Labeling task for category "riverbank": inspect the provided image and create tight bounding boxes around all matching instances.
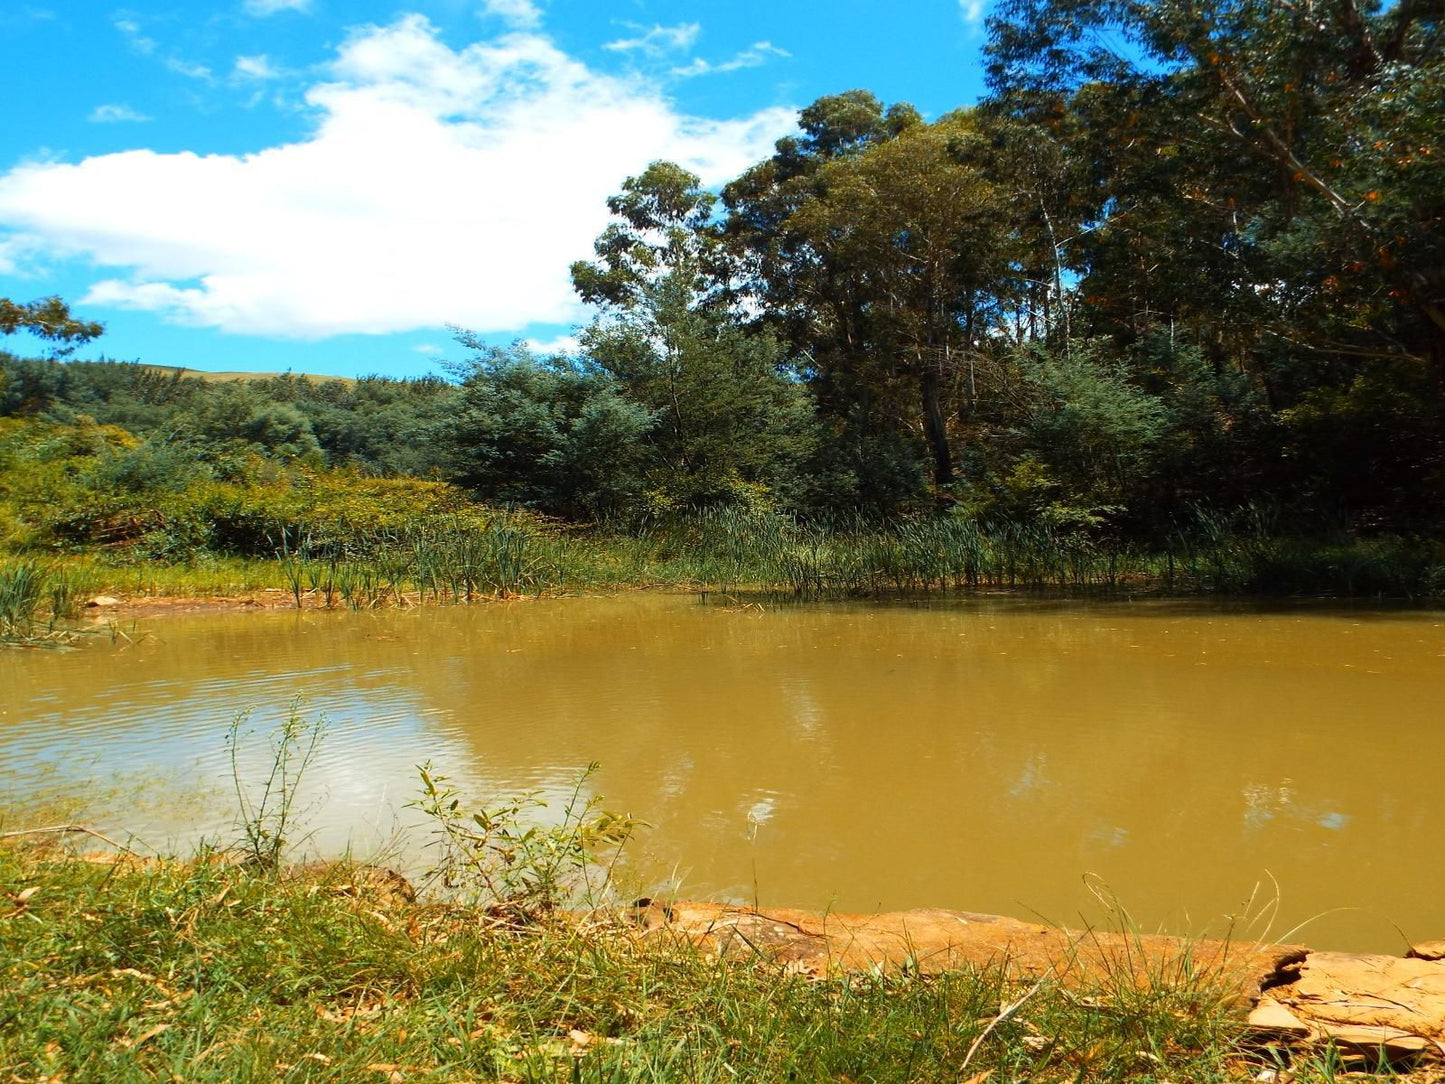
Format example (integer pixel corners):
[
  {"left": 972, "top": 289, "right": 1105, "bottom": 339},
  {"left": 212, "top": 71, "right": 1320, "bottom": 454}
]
[{"left": 4, "top": 841, "right": 1441, "bottom": 1083}]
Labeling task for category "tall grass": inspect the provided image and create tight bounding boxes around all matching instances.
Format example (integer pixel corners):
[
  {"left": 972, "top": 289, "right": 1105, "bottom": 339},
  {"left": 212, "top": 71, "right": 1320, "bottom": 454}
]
[
  {"left": 0, "top": 558, "right": 88, "bottom": 646},
  {"left": 22, "top": 499, "right": 1445, "bottom": 608},
  {"left": 271, "top": 514, "right": 581, "bottom": 610}
]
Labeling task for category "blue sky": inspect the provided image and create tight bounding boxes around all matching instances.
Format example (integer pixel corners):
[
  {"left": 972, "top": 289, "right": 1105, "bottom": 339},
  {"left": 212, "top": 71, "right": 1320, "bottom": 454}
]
[{"left": 0, "top": 1, "right": 993, "bottom": 378}]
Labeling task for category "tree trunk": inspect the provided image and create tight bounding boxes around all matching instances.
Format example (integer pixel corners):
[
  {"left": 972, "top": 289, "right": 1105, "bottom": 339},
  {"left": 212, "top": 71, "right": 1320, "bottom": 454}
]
[{"left": 921, "top": 367, "right": 954, "bottom": 488}]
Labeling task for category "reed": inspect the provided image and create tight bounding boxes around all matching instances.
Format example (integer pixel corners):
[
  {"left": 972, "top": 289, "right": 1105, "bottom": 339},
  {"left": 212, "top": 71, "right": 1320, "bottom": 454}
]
[{"left": 0, "top": 558, "right": 88, "bottom": 647}]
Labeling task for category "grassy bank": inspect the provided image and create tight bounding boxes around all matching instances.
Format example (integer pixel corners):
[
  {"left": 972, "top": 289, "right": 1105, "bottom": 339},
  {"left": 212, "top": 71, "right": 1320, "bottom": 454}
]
[{"left": 0, "top": 837, "right": 1379, "bottom": 1084}]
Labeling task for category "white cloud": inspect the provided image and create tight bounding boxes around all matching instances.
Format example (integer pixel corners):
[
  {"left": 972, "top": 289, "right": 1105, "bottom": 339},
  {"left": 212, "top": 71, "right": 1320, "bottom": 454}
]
[
  {"left": 89, "top": 103, "right": 152, "bottom": 123},
  {"left": 113, "top": 14, "right": 156, "bottom": 55},
  {"left": 524, "top": 333, "right": 579, "bottom": 356},
  {"left": 233, "top": 54, "right": 280, "bottom": 80},
  {"left": 244, "top": 0, "right": 310, "bottom": 15},
  {"left": 959, "top": 0, "right": 988, "bottom": 24},
  {"left": 164, "top": 57, "right": 213, "bottom": 80},
  {"left": 604, "top": 23, "right": 700, "bottom": 56},
  {"left": 478, "top": 0, "right": 542, "bottom": 30},
  {"left": 412, "top": 342, "right": 444, "bottom": 355},
  {"left": 0, "top": 14, "right": 796, "bottom": 339},
  {"left": 671, "top": 41, "right": 789, "bottom": 78}
]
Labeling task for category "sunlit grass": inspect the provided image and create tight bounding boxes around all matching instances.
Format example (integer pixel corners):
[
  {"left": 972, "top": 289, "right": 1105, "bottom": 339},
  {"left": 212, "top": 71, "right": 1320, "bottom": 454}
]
[{"left": 1, "top": 839, "right": 1317, "bottom": 1084}]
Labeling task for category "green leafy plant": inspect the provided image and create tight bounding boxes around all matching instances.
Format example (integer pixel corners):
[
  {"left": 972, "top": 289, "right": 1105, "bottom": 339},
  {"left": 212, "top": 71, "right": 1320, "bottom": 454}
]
[
  {"left": 225, "top": 699, "right": 327, "bottom": 872},
  {"left": 410, "top": 761, "right": 640, "bottom": 919}
]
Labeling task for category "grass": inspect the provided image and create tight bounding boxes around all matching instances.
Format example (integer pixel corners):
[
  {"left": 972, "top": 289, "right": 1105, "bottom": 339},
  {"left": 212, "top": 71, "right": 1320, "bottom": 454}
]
[{"left": 1, "top": 836, "right": 1370, "bottom": 1084}]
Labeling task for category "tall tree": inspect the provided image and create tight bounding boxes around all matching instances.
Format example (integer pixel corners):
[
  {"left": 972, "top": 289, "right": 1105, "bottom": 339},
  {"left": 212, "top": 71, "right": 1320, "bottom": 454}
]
[
  {"left": 572, "top": 163, "right": 815, "bottom": 510},
  {"left": 782, "top": 115, "right": 1006, "bottom": 486},
  {"left": 985, "top": 0, "right": 1445, "bottom": 382}
]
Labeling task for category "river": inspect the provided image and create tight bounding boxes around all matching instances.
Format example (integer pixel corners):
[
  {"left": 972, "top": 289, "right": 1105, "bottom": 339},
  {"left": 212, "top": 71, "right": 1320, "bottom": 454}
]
[{"left": 3, "top": 591, "right": 1441, "bottom": 952}]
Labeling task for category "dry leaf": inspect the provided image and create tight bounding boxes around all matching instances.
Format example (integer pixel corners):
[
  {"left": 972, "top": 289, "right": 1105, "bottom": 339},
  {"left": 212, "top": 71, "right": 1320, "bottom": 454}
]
[
  {"left": 121, "top": 1023, "right": 171, "bottom": 1049},
  {"left": 303, "top": 1053, "right": 332, "bottom": 1066},
  {"left": 15, "top": 886, "right": 38, "bottom": 903},
  {"left": 960, "top": 1071, "right": 994, "bottom": 1084}
]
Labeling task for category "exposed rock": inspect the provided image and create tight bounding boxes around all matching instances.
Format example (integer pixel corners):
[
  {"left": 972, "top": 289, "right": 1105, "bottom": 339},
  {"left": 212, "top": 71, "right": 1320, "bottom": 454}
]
[
  {"left": 1410, "top": 940, "right": 1445, "bottom": 962},
  {"left": 85, "top": 596, "right": 121, "bottom": 608},
  {"left": 634, "top": 900, "right": 1304, "bottom": 999},
  {"left": 635, "top": 901, "right": 1445, "bottom": 1068},
  {"left": 1258, "top": 950, "right": 1445, "bottom": 1061},
  {"left": 1247, "top": 1000, "right": 1312, "bottom": 1037}
]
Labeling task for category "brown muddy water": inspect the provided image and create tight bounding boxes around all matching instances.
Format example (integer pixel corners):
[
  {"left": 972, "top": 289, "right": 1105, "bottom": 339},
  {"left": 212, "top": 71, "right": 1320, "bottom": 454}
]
[{"left": 3, "top": 592, "right": 1443, "bottom": 952}]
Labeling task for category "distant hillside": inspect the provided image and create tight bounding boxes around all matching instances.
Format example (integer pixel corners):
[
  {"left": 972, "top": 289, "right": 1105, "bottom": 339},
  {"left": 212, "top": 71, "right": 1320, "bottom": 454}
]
[{"left": 140, "top": 364, "right": 356, "bottom": 385}]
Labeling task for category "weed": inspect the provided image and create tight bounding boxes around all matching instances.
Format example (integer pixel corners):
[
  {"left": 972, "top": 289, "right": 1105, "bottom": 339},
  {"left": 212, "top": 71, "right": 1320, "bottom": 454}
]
[
  {"left": 224, "top": 699, "right": 327, "bottom": 872},
  {"left": 410, "top": 761, "right": 640, "bottom": 919}
]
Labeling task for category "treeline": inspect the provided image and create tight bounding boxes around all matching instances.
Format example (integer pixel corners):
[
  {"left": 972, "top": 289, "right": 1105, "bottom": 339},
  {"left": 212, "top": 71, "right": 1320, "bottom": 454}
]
[{"left": 3, "top": 0, "right": 1442, "bottom": 558}]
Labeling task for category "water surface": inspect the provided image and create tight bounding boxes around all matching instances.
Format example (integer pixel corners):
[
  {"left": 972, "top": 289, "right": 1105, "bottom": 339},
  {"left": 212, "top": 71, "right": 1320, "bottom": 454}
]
[{"left": 4, "top": 592, "right": 1442, "bottom": 952}]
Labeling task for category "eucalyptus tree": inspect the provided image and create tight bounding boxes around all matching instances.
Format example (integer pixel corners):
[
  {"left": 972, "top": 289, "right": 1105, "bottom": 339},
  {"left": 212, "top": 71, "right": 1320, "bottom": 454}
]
[
  {"left": 780, "top": 115, "right": 1010, "bottom": 487},
  {"left": 985, "top": 0, "right": 1445, "bottom": 383},
  {"left": 985, "top": 0, "right": 1445, "bottom": 525},
  {"left": 571, "top": 162, "right": 816, "bottom": 510}
]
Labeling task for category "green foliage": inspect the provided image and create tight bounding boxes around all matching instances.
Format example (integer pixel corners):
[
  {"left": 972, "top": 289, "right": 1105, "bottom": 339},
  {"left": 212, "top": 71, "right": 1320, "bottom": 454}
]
[
  {"left": 0, "top": 558, "right": 49, "bottom": 637},
  {"left": 447, "top": 341, "right": 654, "bottom": 518},
  {"left": 573, "top": 163, "right": 819, "bottom": 512},
  {"left": 0, "top": 296, "right": 103, "bottom": 357},
  {"left": 411, "top": 762, "right": 639, "bottom": 918},
  {"left": 1013, "top": 341, "right": 1169, "bottom": 505}
]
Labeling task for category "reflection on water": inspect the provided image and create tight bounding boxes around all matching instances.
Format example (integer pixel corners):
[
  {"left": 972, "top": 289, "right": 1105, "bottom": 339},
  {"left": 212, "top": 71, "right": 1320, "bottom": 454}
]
[{"left": 3, "top": 592, "right": 1443, "bottom": 952}]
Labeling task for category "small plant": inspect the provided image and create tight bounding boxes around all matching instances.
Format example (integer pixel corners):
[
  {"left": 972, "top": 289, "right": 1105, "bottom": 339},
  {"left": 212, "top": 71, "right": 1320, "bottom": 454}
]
[
  {"left": 225, "top": 698, "right": 327, "bottom": 871},
  {"left": 410, "top": 761, "right": 640, "bottom": 919}
]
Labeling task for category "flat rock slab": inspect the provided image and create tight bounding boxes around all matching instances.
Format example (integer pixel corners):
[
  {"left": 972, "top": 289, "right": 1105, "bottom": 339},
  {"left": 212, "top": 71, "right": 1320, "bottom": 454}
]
[
  {"left": 1256, "top": 951, "right": 1445, "bottom": 1063},
  {"left": 636, "top": 900, "right": 1304, "bottom": 997},
  {"left": 637, "top": 901, "right": 1445, "bottom": 1066}
]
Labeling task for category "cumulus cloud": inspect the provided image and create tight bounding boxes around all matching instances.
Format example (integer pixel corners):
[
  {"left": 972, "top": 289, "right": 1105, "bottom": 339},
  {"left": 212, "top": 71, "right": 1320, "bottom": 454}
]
[
  {"left": 670, "top": 41, "right": 789, "bottom": 78},
  {"left": 88, "top": 103, "right": 152, "bottom": 123},
  {"left": 244, "top": 0, "right": 310, "bottom": 15},
  {"left": 604, "top": 23, "right": 700, "bottom": 56},
  {"left": 524, "top": 333, "right": 580, "bottom": 356},
  {"left": 478, "top": 0, "right": 542, "bottom": 30},
  {"left": 0, "top": 14, "right": 796, "bottom": 339}
]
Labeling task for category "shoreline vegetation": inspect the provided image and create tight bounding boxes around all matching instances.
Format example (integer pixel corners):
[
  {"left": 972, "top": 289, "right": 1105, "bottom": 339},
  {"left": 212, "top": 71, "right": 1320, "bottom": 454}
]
[{"left": 2, "top": 412, "right": 1441, "bottom": 647}]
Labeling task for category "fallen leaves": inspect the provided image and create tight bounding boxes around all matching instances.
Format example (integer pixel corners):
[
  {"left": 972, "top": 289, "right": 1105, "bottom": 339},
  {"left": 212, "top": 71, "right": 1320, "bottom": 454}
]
[{"left": 119, "top": 1023, "right": 170, "bottom": 1049}]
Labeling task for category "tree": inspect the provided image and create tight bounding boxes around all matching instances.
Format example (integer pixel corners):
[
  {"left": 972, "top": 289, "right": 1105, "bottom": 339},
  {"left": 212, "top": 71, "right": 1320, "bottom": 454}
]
[
  {"left": 0, "top": 297, "right": 104, "bottom": 356},
  {"left": 572, "top": 163, "right": 816, "bottom": 510},
  {"left": 781, "top": 114, "right": 1007, "bottom": 488},
  {"left": 985, "top": 0, "right": 1445, "bottom": 381},
  {"left": 446, "top": 340, "right": 654, "bottom": 518}
]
